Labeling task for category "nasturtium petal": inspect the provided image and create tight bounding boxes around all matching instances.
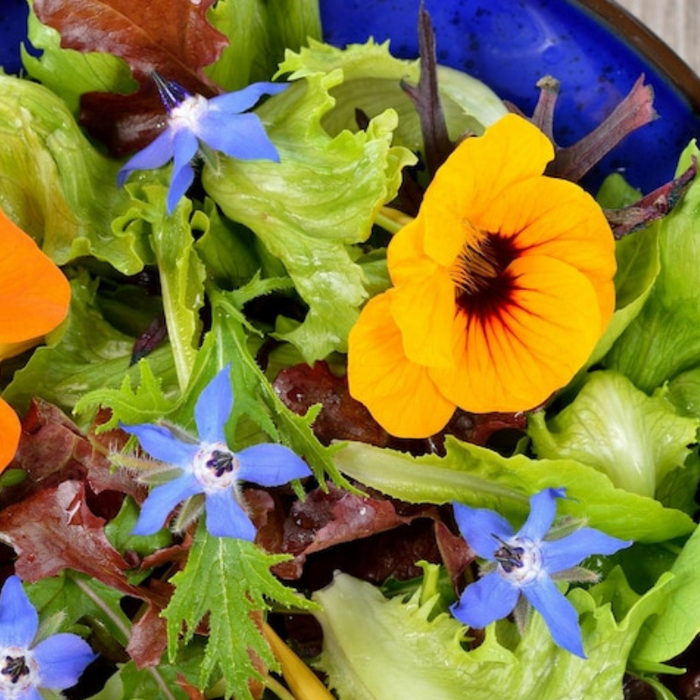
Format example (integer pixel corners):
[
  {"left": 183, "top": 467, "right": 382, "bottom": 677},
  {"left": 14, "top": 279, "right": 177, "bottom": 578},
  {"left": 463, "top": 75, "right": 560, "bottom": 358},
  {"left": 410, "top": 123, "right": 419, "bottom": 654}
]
[
  {"left": 347, "top": 293, "right": 455, "bottom": 438},
  {"left": 421, "top": 114, "right": 554, "bottom": 268},
  {"left": 434, "top": 256, "right": 602, "bottom": 413},
  {"left": 389, "top": 273, "right": 455, "bottom": 369},
  {"left": 0, "top": 399, "right": 21, "bottom": 472},
  {"left": 387, "top": 217, "right": 439, "bottom": 286},
  {"left": 0, "top": 206, "right": 70, "bottom": 346}
]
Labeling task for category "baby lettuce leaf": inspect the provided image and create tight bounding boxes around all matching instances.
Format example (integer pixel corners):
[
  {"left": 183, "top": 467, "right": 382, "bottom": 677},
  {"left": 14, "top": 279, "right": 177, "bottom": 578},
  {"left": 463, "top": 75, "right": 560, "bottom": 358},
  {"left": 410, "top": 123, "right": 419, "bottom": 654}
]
[
  {"left": 332, "top": 438, "right": 694, "bottom": 543},
  {"left": 528, "top": 370, "right": 698, "bottom": 499},
  {"left": 203, "top": 69, "right": 416, "bottom": 362},
  {"left": 0, "top": 75, "right": 146, "bottom": 274},
  {"left": 313, "top": 569, "right": 672, "bottom": 700},
  {"left": 278, "top": 38, "right": 507, "bottom": 155},
  {"left": 163, "top": 520, "right": 315, "bottom": 699},
  {"left": 633, "top": 522, "right": 700, "bottom": 665},
  {"left": 604, "top": 142, "right": 700, "bottom": 390},
  {"left": 205, "top": 0, "right": 321, "bottom": 91}
]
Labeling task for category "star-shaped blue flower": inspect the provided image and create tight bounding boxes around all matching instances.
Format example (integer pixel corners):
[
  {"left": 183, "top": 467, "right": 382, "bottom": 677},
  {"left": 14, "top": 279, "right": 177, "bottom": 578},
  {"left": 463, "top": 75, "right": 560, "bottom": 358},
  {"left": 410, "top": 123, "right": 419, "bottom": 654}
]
[
  {"left": 0, "top": 575, "right": 96, "bottom": 700},
  {"left": 121, "top": 365, "right": 312, "bottom": 540},
  {"left": 117, "top": 73, "right": 287, "bottom": 213},
  {"left": 450, "top": 488, "right": 632, "bottom": 657}
]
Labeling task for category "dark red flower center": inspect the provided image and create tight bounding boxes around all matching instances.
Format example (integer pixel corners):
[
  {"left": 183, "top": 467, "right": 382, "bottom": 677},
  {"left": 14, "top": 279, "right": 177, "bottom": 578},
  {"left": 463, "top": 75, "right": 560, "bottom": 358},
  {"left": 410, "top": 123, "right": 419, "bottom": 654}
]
[{"left": 450, "top": 232, "right": 519, "bottom": 318}]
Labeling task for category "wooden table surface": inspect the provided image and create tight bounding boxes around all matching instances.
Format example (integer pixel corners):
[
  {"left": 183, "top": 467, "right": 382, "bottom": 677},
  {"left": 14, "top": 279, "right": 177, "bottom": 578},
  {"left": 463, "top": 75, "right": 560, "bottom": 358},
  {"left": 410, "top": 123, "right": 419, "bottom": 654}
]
[{"left": 615, "top": 0, "right": 700, "bottom": 75}]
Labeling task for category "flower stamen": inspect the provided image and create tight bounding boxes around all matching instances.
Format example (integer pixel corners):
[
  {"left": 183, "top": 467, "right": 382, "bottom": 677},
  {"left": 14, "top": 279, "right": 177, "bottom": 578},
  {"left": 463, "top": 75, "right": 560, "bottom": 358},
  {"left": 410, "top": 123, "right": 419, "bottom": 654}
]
[
  {"left": 2, "top": 654, "right": 30, "bottom": 684},
  {"left": 206, "top": 449, "right": 236, "bottom": 478}
]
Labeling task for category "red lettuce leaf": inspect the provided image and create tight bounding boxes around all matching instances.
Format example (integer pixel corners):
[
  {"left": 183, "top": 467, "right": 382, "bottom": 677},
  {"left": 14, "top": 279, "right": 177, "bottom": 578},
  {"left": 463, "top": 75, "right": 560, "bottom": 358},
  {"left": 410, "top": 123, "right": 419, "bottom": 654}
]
[{"left": 33, "top": 0, "right": 229, "bottom": 154}]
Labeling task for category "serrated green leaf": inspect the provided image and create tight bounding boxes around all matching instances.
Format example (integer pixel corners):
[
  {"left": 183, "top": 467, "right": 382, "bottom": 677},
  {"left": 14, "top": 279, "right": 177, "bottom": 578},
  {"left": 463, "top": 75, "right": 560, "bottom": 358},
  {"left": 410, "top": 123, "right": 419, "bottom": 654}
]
[{"left": 163, "top": 521, "right": 315, "bottom": 698}]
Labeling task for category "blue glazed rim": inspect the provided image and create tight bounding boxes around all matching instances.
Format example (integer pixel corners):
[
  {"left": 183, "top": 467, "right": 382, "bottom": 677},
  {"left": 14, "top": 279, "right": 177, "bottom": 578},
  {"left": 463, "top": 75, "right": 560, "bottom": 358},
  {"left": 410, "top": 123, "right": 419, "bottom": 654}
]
[{"left": 318, "top": 0, "right": 700, "bottom": 194}]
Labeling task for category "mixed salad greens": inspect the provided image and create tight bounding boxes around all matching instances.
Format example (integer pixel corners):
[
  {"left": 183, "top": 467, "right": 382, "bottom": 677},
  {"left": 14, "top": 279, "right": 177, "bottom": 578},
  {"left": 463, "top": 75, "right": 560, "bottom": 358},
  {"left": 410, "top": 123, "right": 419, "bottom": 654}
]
[{"left": 3, "top": 1, "right": 700, "bottom": 699}]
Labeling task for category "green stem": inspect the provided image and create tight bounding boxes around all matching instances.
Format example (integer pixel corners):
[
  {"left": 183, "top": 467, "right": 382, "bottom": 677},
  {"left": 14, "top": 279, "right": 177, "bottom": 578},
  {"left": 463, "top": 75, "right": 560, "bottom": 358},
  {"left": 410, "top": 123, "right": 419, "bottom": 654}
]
[
  {"left": 73, "top": 577, "right": 179, "bottom": 700},
  {"left": 264, "top": 675, "right": 299, "bottom": 700}
]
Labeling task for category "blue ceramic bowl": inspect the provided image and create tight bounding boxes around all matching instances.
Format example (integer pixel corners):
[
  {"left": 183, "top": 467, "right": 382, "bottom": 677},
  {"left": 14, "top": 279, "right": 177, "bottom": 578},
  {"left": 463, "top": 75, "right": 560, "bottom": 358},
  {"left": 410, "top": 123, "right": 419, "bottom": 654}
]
[
  {"left": 319, "top": 0, "right": 700, "bottom": 194},
  {"left": 3, "top": 0, "right": 699, "bottom": 193}
]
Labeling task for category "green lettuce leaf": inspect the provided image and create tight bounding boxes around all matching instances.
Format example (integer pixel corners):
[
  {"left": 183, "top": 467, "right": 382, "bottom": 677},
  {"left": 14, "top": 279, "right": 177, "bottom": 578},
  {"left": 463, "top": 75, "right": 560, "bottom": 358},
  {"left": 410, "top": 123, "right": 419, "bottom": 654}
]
[
  {"left": 528, "top": 370, "right": 699, "bottom": 499},
  {"left": 332, "top": 437, "right": 694, "bottom": 543},
  {"left": 0, "top": 74, "right": 147, "bottom": 274},
  {"left": 633, "top": 521, "right": 700, "bottom": 664},
  {"left": 278, "top": 38, "right": 508, "bottom": 153},
  {"left": 586, "top": 175, "right": 661, "bottom": 367},
  {"left": 203, "top": 67, "right": 416, "bottom": 361},
  {"left": 205, "top": 0, "right": 321, "bottom": 90},
  {"left": 313, "top": 569, "right": 672, "bottom": 700},
  {"left": 604, "top": 141, "right": 700, "bottom": 390}
]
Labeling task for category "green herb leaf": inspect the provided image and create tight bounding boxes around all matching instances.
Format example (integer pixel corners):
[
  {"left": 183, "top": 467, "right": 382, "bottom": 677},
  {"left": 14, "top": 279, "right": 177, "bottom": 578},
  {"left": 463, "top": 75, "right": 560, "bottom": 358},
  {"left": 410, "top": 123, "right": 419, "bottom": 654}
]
[{"left": 163, "top": 521, "right": 315, "bottom": 698}]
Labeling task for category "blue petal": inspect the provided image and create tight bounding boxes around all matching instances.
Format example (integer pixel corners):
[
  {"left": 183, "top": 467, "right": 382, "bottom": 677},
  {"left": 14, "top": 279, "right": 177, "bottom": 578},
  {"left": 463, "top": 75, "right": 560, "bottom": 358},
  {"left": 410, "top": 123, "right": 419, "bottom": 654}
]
[
  {"left": 209, "top": 81, "right": 288, "bottom": 114},
  {"left": 120, "top": 423, "right": 198, "bottom": 468},
  {"left": 522, "top": 576, "right": 585, "bottom": 658},
  {"left": 195, "top": 366, "right": 234, "bottom": 444},
  {"left": 117, "top": 129, "right": 175, "bottom": 186},
  {"left": 450, "top": 572, "right": 519, "bottom": 629},
  {"left": 452, "top": 502, "right": 514, "bottom": 559},
  {"left": 204, "top": 489, "right": 257, "bottom": 540},
  {"left": 236, "top": 444, "right": 311, "bottom": 487},
  {"left": 33, "top": 633, "right": 96, "bottom": 690},
  {"left": 0, "top": 576, "right": 38, "bottom": 648},
  {"left": 19, "top": 687, "right": 42, "bottom": 700},
  {"left": 132, "top": 473, "right": 202, "bottom": 535},
  {"left": 518, "top": 488, "right": 566, "bottom": 541},
  {"left": 166, "top": 128, "right": 199, "bottom": 213},
  {"left": 198, "top": 112, "right": 280, "bottom": 162},
  {"left": 542, "top": 529, "right": 632, "bottom": 574}
]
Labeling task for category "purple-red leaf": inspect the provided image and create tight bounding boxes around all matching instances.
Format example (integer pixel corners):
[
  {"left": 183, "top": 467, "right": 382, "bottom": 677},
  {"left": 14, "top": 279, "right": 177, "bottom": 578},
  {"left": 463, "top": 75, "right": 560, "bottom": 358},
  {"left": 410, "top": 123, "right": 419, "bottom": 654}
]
[
  {"left": 0, "top": 480, "right": 144, "bottom": 597},
  {"left": 34, "top": 0, "right": 229, "bottom": 154}
]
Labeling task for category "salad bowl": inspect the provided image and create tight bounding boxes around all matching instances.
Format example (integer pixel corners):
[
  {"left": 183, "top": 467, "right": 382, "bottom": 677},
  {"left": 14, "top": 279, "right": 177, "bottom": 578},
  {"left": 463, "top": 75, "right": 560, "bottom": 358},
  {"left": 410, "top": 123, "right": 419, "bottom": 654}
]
[{"left": 1, "top": 1, "right": 700, "bottom": 700}]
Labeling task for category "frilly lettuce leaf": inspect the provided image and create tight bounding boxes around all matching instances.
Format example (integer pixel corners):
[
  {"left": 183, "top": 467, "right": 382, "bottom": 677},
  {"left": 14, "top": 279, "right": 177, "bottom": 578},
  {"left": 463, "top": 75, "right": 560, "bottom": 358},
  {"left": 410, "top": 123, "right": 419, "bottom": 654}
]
[
  {"left": 604, "top": 141, "right": 700, "bottom": 390},
  {"left": 332, "top": 437, "right": 694, "bottom": 543},
  {"left": 278, "top": 38, "right": 508, "bottom": 153},
  {"left": 528, "top": 370, "right": 699, "bottom": 499},
  {"left": 203, "top": 67, "right": 416, "bottom": 362},
  {"left": 0, "top": 74, "right": 147, "bottom": 274},
  {"left": 313, "top": 569, "right": 673, "bottom": 700}
]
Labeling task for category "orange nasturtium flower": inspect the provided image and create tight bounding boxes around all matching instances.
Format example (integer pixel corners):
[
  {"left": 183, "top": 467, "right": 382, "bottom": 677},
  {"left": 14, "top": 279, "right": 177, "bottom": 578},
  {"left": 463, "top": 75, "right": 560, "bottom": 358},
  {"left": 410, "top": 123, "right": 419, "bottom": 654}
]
[
  {"left": 0, "top": 206, "right": 71, "bottom": 469},
  {"left": 348, "top": 113, "right": 616, "bottom": 438}
]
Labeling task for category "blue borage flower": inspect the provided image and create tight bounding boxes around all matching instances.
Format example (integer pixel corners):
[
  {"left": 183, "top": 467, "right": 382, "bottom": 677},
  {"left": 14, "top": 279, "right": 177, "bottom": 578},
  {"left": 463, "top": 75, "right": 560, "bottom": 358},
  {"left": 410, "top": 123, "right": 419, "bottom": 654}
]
[
  {"left": 117, "top": 73, "right": 287, "bottom": 213},
  {"left": 451, "top": 488, "right": 632, "bottom": 657},
  {"left": 121, "top": 365, "right": 311, "bottom": 540},
  {"left": 0, "top": 575, "right": 95, "bottom": 700}
]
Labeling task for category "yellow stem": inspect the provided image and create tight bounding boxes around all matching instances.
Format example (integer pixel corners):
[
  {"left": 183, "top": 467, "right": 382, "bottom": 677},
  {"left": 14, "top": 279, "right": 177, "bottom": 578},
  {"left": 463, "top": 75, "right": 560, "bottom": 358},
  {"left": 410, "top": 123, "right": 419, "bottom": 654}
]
[{"left": 263, "top": 622, "right": 335, "bottom": 700}]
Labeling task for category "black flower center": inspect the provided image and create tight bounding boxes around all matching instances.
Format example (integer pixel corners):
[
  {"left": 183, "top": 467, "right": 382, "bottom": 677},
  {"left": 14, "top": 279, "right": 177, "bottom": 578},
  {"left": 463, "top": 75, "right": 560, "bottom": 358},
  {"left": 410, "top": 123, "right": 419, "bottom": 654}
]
[
  {"left": 492, "top": 536, "right": 525, "bottom": 574},
  {"left": 205, "top": 449, "right": 235, "bottom": 478},
  {"left": 2, "top": 655, "right": 30, "bottom": 684}
]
